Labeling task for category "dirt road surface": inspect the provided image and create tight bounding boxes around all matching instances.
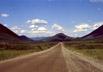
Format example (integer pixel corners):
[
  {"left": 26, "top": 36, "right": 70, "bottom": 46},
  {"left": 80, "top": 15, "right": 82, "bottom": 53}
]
[{"left": 0, "top": 43, "right": 103, "bottom": 72}]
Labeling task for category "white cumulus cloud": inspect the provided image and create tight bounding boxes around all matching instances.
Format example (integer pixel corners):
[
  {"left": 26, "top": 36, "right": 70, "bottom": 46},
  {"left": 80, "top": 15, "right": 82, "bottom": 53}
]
[
  {"left": 11, "top": 26, "right": 21, "bottom": 33},
  {"left": 26, "top": 20, "right": 31, "bottom": 23},
  {"left": 92, "top": 22, "right": 103, "bottom": 30},
  {"left": 11, "top": 26, "right": 21, "bottom": 30},
  {"left": 1, "top": 14, "right": 9, "bottom": 17},
  {"left": 73, "top": 22, "right": 103, "bottom": 33},
  {"left": 28, "top": 28, "right": 52, "bottom": 37},
  {"left": 20, "top": 30, "right": 26, "bottom": 33},
  {"left": 10, "top": 25, "right": 53, "bottom": 37},
  {"left": 26, "top": 19, "right": 48, "bottom": 24},
  {"left": 3, "top": 24, "right": 7, "bottom": 27},
  {"left": 73, "top": 24, "right": 91, "bottom": 32},
  {"left": 11, "top": 26, "right": 27, "bottom": 34},
  {"left": 37, "top": 27, "right": 47, "bottom": 31},
  {"left": 52, "top": 24, "right": 64, "bottom": 32},
  {"left": 29, "top": 25, "right": 38, "bottom": 28}
]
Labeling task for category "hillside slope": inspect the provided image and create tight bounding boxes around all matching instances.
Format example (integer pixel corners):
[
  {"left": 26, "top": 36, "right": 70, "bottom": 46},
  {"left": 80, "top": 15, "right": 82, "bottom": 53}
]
[
  {"left": 42, "top": 33, "right": 72, "bottom": 42},
  {"left": 82, "top": 25, "right": 103, "bottom": 40},
  {"left": 0, "top": 24, "right": 32, "bottom": 43}
]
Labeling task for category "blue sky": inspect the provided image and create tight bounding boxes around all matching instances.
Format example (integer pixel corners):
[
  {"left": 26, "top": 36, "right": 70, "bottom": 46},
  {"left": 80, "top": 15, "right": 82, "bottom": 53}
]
[{"left": 0, "top": 0, "right": 103, "bottom": 37}]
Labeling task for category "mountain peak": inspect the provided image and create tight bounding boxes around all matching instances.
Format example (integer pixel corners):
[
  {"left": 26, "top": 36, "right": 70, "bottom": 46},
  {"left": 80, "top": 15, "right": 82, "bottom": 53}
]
[
  {"left": 54, "top": 33, "right": 69, "bottom": 39},
  {"left": 43, "top": 33, "right": 72, "bottom": 42},
  {"left": 20, "top": 35, "right": 33, "bottom": 41},
  {"left": 55, "top": 33, "right": 66, "bottom": 36}
]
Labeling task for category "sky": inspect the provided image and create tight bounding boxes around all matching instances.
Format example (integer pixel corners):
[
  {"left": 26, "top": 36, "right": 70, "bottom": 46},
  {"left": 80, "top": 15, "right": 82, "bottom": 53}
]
[{"left": 0, "top": 0, "right": 103, "bottom": 37}]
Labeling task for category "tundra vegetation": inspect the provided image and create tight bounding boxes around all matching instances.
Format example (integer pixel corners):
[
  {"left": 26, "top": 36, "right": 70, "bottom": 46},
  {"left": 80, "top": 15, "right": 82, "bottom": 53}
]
[
  {"left": 0, "top": 42, "right": 57, "bottom": 61},
  {"left": 64, "top": 41, "right": 103, "bottom": 61}
]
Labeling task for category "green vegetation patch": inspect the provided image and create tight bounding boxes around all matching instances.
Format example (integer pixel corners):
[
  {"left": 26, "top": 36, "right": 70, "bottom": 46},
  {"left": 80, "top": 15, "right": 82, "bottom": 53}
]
[
  {"left": 0, "top": 42, "right": 57, "bottom": 61},
  {"left": 0, "top": 50, "right": 34, "bottom": 61},
  {"left": 76, "top": 49, "right": 103, "bottom": 60},
  {"left": 64, "top": 41, "right": 103, "bottom": 60}
]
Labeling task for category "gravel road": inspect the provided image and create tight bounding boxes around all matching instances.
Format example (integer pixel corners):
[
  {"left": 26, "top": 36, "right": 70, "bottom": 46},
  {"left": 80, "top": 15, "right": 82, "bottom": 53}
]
[{"left": 0, "top": 43, "right": 103, "bottom": 72}]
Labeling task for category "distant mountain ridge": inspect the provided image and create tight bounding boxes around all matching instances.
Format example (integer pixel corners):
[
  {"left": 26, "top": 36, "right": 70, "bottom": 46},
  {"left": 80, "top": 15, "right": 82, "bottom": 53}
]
[
  {"left": 20, "top": 35, "right": 33, "bottom": 41},
  {"left": 42, "top": 33, "right": 73, "bottom": 42},
  {"left": 1, "top": 23, "right": 103, "bottom": 43},
  {"left": 31, "top": 37, "right": 49, "bottom": 40}
]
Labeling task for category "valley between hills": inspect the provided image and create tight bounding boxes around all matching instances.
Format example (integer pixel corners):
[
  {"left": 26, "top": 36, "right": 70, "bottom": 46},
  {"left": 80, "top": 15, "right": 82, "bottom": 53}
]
[{"left": 0, "top": 23, "right": 103, "bottom": 72}]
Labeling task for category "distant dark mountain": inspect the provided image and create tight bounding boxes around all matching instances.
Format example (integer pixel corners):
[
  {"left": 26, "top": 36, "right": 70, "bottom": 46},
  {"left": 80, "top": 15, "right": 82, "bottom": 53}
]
[
  {"left": 20, "top": 35, "right": 33, "bottom": 41},
  {"left": 42, "top": 33, "right": 72, "bottom": 42},
  {"left": 82, "top": 25, "right": 103, "bottom": 40},
  {"left": 0, "top": 23, "right": 33, "bottom": 43},
  {"left": 31, "top": 37, "right": 49, "bottom": 40}
]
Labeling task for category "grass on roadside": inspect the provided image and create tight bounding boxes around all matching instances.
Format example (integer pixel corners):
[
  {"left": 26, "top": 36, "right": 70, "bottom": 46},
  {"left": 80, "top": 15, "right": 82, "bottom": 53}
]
[
  {"left": 0, "top": 42, "right": 57, "bottom": 61},
  {"left": 76, "top": 49, "right": 103, "bottom": 60},
  {"left": 64, "top": 41, "right": 103, "bottom": 61},
  {"left": 0, "top": 50, "right": 34, "bottom": 61}
]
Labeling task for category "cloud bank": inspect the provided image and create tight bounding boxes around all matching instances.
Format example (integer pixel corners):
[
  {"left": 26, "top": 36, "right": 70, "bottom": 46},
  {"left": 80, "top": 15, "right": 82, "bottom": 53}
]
[{"left": 26, "top": 19, "right": 48, "bottom": 24}]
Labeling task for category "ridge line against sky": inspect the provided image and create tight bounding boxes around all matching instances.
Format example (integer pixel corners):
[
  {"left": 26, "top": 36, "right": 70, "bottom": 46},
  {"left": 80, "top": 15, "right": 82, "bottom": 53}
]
[{"left": 0, "top": 0, "right": 103, "bottom": 37}]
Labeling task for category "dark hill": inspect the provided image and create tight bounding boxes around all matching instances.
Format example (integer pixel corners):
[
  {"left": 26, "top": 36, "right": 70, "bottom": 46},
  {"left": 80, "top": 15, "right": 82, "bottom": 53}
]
[
  {"left": 0, "top": 24, "right": 20, "bottom": 38},
  {"left": 20, "top": 35, "right": 33, "bottom": 41},
  {"left": 82, "top": 25, "right": 103, "bottom": 40},
  {"left": 42, "top": 33, "right": 72, "bottom": 42},
  {"left": 0, "top": 24, "right": 32, "bottom": 43}
]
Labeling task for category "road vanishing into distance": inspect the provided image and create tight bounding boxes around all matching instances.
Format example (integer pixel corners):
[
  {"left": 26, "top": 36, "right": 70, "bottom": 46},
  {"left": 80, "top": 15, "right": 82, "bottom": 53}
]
[{"left": 0, "top": 43, "right": 103, "bottom": 72}]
